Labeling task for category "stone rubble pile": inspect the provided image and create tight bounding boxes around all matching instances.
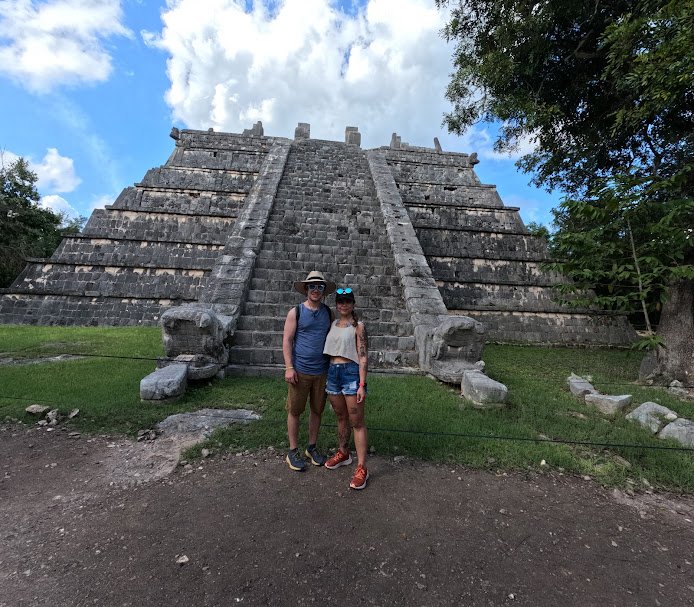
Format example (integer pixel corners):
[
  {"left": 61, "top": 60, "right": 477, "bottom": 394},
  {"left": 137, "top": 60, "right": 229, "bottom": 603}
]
[
  {"left": 567, "top": 374, "right": 694, "bottom": 448},
  {"left": 24, "top": 405, "right": 80, "bottom": 427}
]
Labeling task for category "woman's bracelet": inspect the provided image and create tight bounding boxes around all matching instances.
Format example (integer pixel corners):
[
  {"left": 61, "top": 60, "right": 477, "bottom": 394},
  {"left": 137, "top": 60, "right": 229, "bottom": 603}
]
[
  {"left": 286, "top": 366, "right": 294, "bottom": 371},
  {"left": 359, "top": 382, "right": 367, "bottom": 387}
]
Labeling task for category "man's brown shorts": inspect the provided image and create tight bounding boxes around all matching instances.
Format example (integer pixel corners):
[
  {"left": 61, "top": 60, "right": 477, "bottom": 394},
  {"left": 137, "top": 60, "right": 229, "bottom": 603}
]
[{"left": 286, "top": 372, "right": 327, "bottom": 416}]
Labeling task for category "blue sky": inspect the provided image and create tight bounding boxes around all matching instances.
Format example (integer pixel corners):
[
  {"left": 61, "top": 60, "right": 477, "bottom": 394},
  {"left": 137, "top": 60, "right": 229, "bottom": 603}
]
[{"left": 0, "top": 0, "right": 560, "bottom": 227}]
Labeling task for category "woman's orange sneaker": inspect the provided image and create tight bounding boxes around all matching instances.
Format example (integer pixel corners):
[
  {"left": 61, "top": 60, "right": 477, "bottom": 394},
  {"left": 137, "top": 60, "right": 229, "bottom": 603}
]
[
  {"left": 325, "top": 449, "right": 352, "bottom": 469},
  {"left": 349, "top": 464, "right": 369, "bottom": 490}
]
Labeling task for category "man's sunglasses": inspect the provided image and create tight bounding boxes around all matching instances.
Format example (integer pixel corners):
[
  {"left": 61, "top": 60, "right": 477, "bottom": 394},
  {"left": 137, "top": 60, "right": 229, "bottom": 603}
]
[
  {"left": 336, "top": 287, "right": 352, "bottom": 295},
  {"left": 307, "top": 283, "right": 326, "bottom": 292}
]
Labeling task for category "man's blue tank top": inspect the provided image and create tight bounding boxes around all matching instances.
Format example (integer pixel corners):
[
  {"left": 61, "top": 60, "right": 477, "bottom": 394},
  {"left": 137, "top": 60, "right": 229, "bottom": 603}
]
[{"left": 293, "top": 303, "right": 330, "bottom": 375}]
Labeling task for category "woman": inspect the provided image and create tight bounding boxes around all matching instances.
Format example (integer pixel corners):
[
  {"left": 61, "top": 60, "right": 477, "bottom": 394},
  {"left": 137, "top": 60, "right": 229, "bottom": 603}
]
[{"left": 323, "top": 287, "right": 369, "bottom": 490}]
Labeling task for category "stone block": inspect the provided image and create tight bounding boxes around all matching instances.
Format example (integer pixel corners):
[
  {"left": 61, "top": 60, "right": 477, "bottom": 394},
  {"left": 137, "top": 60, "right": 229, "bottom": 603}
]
[
  {"left": 658, "top": 418, "right": 694, "bottom": 448},
  {"left": 155, "top": 408, "right": 261, "bottom": 435},
  {"left": 461, "top": 370, "right": 508, "bottom": 408},
  {"left": 25, "top": 404, "right": 50, "bottom": 416},
  {"left": 345, "top": 126, "right": 361, "bottom": 146},
  {"left": 625, "top": 401, "right": 678, "bottom": 434},
  {"left": 567, "top": 374, "right": 597, "bottom": 397},
  {"left": 584, "top": 393, "right": 632, "bottom": 416},
  {"left": 295, "top": 122, "right": 310, "bottom": 140},
  {"left": 140, "top": 364, "right": 187, "bottom": 401}
]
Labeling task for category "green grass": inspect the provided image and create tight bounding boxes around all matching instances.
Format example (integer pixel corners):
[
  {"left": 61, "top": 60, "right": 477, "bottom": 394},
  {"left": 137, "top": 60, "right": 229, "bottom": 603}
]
[{"left": 1, "top": 326, "right": 693, "bottom": 491}]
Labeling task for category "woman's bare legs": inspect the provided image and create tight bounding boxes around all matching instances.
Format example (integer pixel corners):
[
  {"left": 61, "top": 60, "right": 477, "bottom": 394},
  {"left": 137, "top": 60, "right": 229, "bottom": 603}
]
[
  {"left": 346, "top": 394, "right": 367, "bottom": 467},
  {"left": 328, "top": 394, "right": 350, "bottom": 453}
]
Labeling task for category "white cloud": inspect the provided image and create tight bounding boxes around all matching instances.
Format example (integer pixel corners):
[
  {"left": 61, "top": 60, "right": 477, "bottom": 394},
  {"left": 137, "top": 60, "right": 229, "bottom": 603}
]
[
  {"left": 0, "top": 0, "right": 132, "bottom": 92},
  {"left": 0, "top": 149, "right": 20, "bottom": 168},
  {"left": 39, "top": 193, "right": 79, "bottom": 219},
  {"left": 34, "top": 148, "right": 81, "bottom": 193},
  {"left": 144, "top": 0, "right": 456, "bottom": 149},
  {"left": 2, "top": 146, "right": 81, "bottom": 193}
]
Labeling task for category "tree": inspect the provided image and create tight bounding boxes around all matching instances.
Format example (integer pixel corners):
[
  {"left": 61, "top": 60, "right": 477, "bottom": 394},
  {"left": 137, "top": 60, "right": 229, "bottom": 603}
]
[
  {"left": 437, "top": 0, "right": 694, "bottom": 384},
  {"left": 0, "top": 156, "right": 84, "bottom": 288}
]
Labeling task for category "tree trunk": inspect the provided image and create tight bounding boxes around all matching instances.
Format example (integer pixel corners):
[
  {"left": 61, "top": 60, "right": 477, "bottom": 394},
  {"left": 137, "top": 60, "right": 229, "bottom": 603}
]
[{"left": 639, "top": 278, "right": 694, "bottom": 386}]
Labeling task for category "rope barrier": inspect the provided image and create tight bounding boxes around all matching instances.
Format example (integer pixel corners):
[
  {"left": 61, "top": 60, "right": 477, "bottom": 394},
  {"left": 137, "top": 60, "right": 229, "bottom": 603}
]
[
  {"left": 1, "top": 348, "right": 693, "bottom": 389},
  {"left": 1, "top": 394, "right": 693, "bottom": 453}
]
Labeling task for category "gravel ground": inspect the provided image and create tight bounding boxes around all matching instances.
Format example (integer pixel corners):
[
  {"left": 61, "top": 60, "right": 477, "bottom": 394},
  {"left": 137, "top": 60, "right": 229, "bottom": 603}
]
[{"left": 2, "top": 423, "right": 694, "bottom": 607}]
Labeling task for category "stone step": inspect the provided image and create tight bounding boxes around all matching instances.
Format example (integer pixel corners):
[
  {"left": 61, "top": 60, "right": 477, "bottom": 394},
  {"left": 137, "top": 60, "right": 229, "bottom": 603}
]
[
  {"left": 261, "top": 233, "right": 391, "bottom": 248},
  {"left": 265, "top": 211, "right": 386, "bottom": 235},
  {"left": 112, "top": 187, "right": 246, "bottom": 217},
  {"left": 418, "top": 230, "right": 549, "bottom": 259},
  {"left": 244, "top": 289, "right": 406, "bottom": 307},
  {"left": 457, "top": 309, "right": 636, "bottom": 346},
  {"left": 82, "top": 209, "right": 235, "bottom": 245},
  {"left": 10, "top": 262, "right": 207, "bottom": 300},
  {"left": 137, "top": 166, "right": 257, "bottom": 193},
  {"left": 240, "top": 302, "right": 412, "bottom": 323},
  {"left": 176, "top": 130, "right": 277, "bottom": 152},
  {"left": 228, "top": 345, "right": 418, "bottom": 369},
  {"left": 440, "top": 282, "right": 586, "bottom": 313},
  {"left": 231, "top": 329, "right": 415, "bottom": 351},
  {"left": 250, "top": 271, "right": 400, "bottom": 288},
  {"left": 253, "top": 256, "right": 395, "bottom": 276},
  {"left": 407, "top": 206, "right": 524, "bottom": 233},
  {"left": 257, "top": 241, "right": 391, "bottom": 257},
  {"left": 170, "top": 148, "right": 266, "bottom": 172},
  {"left": 0, "top": 293, "right": 179, "bottom": 326},
  {"left": 54, "top": 237, "right": 222, "bottom": 270},
  {"left": 397, "top": 183, "right": 504, "bottom": 208},
  {"left": 430, "top": 258, "right": 559, "bottom": 284},
  {"left": 236, "top": 314, "right": 413, "bottom": 335}
]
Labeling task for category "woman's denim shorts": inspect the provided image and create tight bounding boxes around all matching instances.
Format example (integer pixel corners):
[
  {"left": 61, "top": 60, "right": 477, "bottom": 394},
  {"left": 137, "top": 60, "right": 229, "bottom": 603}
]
[{"left": 326, "top": 361, "right": 362, "bottom": 396}]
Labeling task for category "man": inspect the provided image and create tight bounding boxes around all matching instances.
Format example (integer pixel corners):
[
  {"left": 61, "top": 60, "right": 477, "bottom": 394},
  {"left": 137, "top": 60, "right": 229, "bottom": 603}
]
[{"left": 282, "top": 270, "right": 336, "bottom": 471}]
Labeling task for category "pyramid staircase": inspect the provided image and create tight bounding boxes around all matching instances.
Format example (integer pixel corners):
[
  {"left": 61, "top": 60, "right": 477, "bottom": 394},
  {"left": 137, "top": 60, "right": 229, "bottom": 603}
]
[{"left": 227, "top": 138, "right": 418, "bottom": 370}]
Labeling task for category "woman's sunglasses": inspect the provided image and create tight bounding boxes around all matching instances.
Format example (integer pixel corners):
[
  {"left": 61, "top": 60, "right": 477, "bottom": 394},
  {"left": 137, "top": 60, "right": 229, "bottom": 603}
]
[
  {"left": 336, "top": 287, "right": 352, "bottom": 295},
  {"left": 307, "top": 283, "right": 326, "bottom": 292}
]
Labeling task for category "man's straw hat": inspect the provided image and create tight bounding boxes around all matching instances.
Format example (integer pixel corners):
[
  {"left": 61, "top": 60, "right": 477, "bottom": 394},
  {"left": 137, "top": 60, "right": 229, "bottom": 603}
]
[{"left": 293, "top": 270, "right": 336, "bottom": 295}]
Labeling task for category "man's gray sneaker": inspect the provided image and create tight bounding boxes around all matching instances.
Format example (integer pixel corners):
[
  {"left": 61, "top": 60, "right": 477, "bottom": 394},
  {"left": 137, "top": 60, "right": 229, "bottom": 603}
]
[
  {"left": 305, "top": 444, "right": 327, "bottom": 467},
  {"left": 286, "top": 448, "right": 306, "bottom": 471}
]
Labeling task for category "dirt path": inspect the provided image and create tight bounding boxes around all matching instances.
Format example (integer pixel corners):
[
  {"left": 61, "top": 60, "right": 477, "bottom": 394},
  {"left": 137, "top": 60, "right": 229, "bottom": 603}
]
[{"left": 2, "top": 423, "right": 694, "bottom": 607}]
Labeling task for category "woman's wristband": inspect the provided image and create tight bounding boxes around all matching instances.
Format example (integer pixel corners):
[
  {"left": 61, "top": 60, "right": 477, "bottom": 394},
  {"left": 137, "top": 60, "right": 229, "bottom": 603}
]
[
  {"left": 359, "top": 382, "right": 367, "bottom": 387},
  {"left": 286, "top": 366, "right": 294, "bottom": 371}
]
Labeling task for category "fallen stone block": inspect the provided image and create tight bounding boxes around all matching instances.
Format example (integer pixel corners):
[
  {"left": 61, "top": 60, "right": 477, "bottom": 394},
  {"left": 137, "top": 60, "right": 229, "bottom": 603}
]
[
  {"left": 658, "top": 418, "right": 694, "bottom": 448},
  {"left": 25, "top": 404, "right": 50, "bottom": 416},
  {"left": 625, "top": 402, "right": 678, "bottom": 434},
  {"left": 140, "top": 364, "right": 188, "bottom": 401},
  {"left": 584, "top": 393, "right": 632, "bottom": 416},
  {"left": 461, "top": 370, "right": 508, "bottom": 409},
  {"left": 567, "top": 373, "right": 597, "bottom": 397},
  {"left": 155, "top": 408, "right": 261, "bottom": 436}
]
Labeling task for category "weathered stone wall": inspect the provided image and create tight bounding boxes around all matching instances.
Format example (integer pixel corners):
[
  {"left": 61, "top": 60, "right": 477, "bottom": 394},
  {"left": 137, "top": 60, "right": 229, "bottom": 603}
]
[
  {"left": 113, "top": 187, "right": 246, "bottom": 216},
  {"left": 0, "top": 129, "right": 275, "bottom": 326},
  {"left": 55, "top": 237, "right": 223, "bottom": 269},
  {"left": 0, "top": 294, "right": 172, "bottom": 326},
  {"left": 384, "top": 147, "right": 636, "bottom": 345}
]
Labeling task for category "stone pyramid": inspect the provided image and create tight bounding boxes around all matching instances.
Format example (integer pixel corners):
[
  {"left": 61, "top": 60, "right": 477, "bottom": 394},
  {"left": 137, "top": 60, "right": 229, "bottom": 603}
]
[{"left": 0, "top": 123, "right": 635, "bottom": 373}]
